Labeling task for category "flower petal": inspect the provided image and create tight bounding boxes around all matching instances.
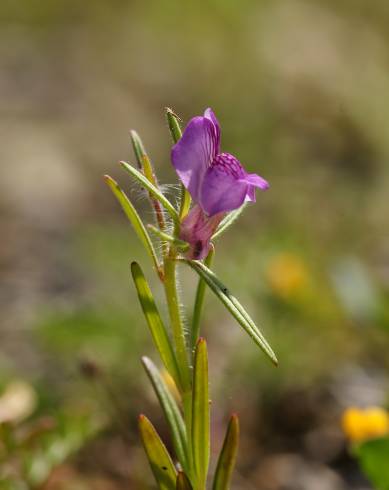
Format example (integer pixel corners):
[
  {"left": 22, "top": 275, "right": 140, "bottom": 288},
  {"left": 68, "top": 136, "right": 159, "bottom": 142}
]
[
  {"left": 245, "top": 173, "right": 269, "bottom": 190},
  {"left": 204, "top": 108, "right": 221, "bottom": 154},
  {"left": 244, "top": 173, "right": 269, "bottom": 202},
  {"left": 171, "top": 116, "right": 217, "bottom": 202},
  {"left": 200, "top": 153, "right": 249, "bottom": 216}
]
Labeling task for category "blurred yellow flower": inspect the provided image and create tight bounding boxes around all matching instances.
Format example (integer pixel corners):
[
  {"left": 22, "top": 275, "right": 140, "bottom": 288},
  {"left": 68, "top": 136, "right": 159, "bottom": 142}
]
[
  {"left": 341, "top": 407, "right": 389, "bottom": 442},
  {"left": 0, "top": 380, "right": 37, "bottom": 424},
  {"left": 266, "top": 253, "right": 308, "bottom": 299}
]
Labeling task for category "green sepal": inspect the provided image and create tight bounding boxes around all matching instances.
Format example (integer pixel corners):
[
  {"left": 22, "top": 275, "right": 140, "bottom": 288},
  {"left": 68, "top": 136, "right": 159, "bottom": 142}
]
[
  {"left": 138, "top": 414, "right": 177, "bottom": 490},
  {"left": 131, "top": 262, "right": 181, "bottom": 389},
  {"left": 176, "top": 471, "right": 193, "bottom": 490},
  {"left": 104, "top": 175, "right": 162, "bottom": 278},
  {"left": 212, "top": 414, "right": 240, "bottom": 490},
  {"left": 192, "top": 338, "right": 210, "bottom": 489},
  {"left": 120, "top": 161, "right": 180, "bottom": 227},
  {"left": 212, "top": 203, "right": 247, "bottom": 240},
  {"left": 184, "top": 260, "right": 278, "bottom": 366},
  {"left": 191, "top": 246, "right": 215, "bottom": 350},
  {"left": 141, "top": 356, "right": 189, "bottom": 473}
]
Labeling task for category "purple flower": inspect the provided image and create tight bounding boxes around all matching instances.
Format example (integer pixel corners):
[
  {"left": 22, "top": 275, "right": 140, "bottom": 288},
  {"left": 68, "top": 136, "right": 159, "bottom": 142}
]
[
  {"left": 171, "top": 108, "right": 269, "bottom": 259},
  {"left": 171, "top": 108, "right": 269, "bottom": 217}
]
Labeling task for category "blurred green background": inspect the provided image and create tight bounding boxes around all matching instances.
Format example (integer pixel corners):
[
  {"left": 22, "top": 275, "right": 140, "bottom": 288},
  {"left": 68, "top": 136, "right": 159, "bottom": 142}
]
[{"left": 1, "top": 0, "right": 389, "bottom": 488}]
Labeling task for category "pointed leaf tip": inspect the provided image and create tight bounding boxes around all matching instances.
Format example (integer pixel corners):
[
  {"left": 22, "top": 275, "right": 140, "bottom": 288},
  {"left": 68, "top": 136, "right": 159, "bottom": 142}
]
[
  {"left": 212, "top": 414, "right": 240, "bottom": 490},
  {"left": 138, "top": 414, "right": 177, "bottom": 490},
  {"left": 184, "top": 260, "right": 278, "bottom": 366},
  {"left": 176, "top": 471, "right": 193, "bottom": 490}
]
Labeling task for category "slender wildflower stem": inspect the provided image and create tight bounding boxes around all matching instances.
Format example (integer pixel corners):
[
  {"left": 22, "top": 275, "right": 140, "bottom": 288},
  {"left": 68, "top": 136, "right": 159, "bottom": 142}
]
[
  {"left": 191, "top": 245, "right": 215, "bottom": 352},
  {"left": 163, "top": 247, "right": 195, "bottom": 483},
  {"left": 163, "top": 248, "right": 191, "bottom": 393}
]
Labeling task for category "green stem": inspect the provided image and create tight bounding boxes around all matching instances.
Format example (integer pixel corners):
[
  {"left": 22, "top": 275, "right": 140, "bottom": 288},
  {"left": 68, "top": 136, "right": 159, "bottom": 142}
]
[
  {"left": 163, "top": 249, "right": 195, "bottom": 483},
  {"left": 191, "top": 246, "right": 215, "bottom": 351},
  {"left": 163, "top": 250, "right": 191, "bottom": 393}
]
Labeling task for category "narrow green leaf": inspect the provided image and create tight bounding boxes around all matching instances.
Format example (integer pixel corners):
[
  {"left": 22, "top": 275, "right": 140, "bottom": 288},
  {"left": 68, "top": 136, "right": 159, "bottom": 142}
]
[
  {"left": 212, "top": 204, "right": 247, "bottom": 241},
  {"left": 184, "top": 260, "right": 278, "bottom": 366},
  {"left": 191, "top": 246, "right": 215, "bottom": 350},
  {"left": 176, "top": 471, "right": 193, "bottom": 490},
  {"left": 192, "top": 338, "right": 210, "bottom": 490},
  {"left": 138, "top": 414, "right": 177, "bottom": 490},
  {"left": 213, "top": 415, "right": 240, "bottom": 490},
  {"left": 130, "top": 130, "right": 156, "bottom": 185},
  {"left": 130, "top": 129, "right": 146, "bottom": 170},
  {"left": 148, "top": 225, "right": 189, "bottom": 252},
  {"left": 142, "top": 357, "right": 189, "bottom": 472},
  {"left": 129, "top": 131, "right": 166, "bottom": 231},
  {"left": 131, "top": 262, "right": 181, "bottom": 389},
  {"left": 120, "top": 161, "right": 180, "bottom": 227},
  {"left": 104, "top": 175, "right": 161, "bottom": 277}
]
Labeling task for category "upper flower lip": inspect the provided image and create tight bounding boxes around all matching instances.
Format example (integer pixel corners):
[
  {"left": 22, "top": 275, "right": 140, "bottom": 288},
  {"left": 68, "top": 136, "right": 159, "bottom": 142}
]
[{"left": 171, "top": 108, "right": 269, "bottom": 217}]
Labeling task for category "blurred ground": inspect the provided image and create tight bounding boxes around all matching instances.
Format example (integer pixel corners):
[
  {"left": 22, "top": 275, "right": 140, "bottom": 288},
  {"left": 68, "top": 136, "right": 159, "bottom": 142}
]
[{"left": 1, "top": 0, "right": 389, "bottom": 488}]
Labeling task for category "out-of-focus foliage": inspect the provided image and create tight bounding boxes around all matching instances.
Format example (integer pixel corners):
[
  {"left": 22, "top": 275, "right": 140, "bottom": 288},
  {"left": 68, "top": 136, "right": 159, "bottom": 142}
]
[
  {"left": 354, "top": 438, "right": 389, "bottom": 490},
  {"left": 0, "top": 381, "right": 100, "bottom": 489},
  {"left": 1, "top": 0, "right": 389, "bottom": 488}
]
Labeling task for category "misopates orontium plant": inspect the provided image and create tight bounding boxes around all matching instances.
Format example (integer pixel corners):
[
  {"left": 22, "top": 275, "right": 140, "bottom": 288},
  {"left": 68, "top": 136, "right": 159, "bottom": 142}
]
[{"left": 105, "top": 108, "right": 278, "bottom": 490}]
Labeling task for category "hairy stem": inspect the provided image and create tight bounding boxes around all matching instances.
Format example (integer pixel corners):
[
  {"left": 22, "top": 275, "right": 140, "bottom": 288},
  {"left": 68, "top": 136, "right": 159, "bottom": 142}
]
[{"left": 163, "top": 249, "right": 191, "bottom": 393}]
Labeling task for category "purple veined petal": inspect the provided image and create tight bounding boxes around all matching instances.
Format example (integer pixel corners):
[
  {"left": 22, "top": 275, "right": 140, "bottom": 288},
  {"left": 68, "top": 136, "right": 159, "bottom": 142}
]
[
  {"left": 171, "top": 116, "right": 217, "bottom": 202},
  {"left": 200, "top": 153, "right": 249, "bottom": 216},
  {"left": 204, "top": 108, "right": 221, "bottom": 154},
  {"left": 244, "top": 173, "right": 269, "bottom": 202}
]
